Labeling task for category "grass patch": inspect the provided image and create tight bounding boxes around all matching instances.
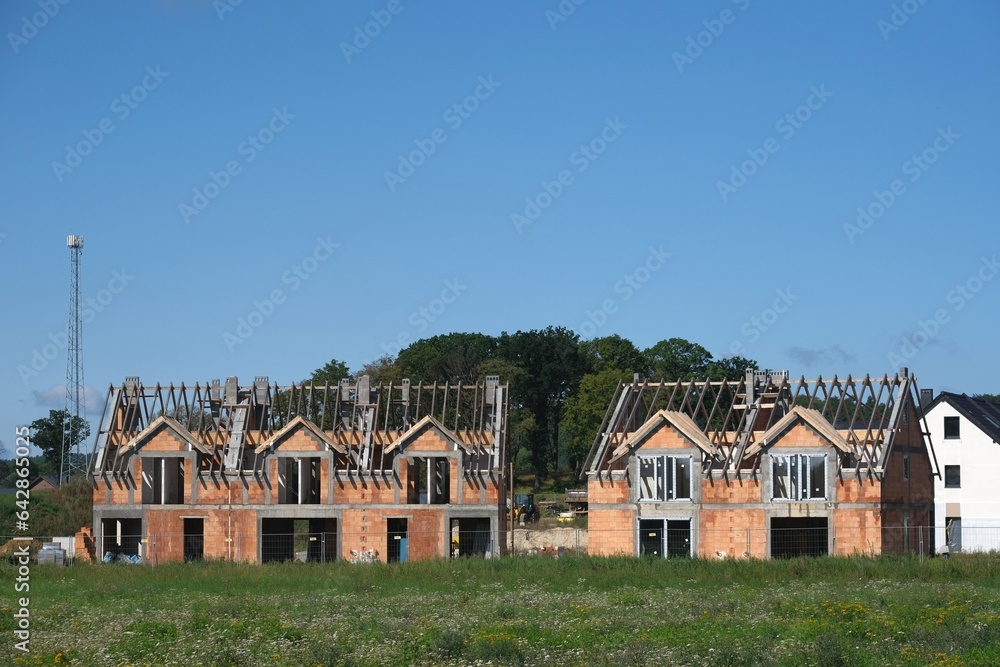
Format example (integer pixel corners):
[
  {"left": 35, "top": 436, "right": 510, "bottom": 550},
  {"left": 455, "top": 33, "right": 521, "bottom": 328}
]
[{"left": 1, "top": 555, "right": 999, "bottom": 665}]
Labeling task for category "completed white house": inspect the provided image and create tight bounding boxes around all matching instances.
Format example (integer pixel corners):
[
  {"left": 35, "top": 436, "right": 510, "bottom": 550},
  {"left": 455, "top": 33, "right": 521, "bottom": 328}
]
[{"left": 923, "top": 390, "right": 1000, "bottom": 553}]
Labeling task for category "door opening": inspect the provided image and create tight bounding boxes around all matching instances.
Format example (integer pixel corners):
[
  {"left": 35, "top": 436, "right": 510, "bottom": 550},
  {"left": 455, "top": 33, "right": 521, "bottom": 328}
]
[{"left": 387, "top": 518, "right": 408, "bottom": 562}]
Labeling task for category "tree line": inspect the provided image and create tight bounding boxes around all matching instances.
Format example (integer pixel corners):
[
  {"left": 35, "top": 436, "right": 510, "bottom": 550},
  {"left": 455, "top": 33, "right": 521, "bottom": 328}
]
[
  {"left": 310, "top": 329, "right": 757, "bottom": 486},
  {"left": 16, "top": 330, "right": 998, "bottom": 490}
]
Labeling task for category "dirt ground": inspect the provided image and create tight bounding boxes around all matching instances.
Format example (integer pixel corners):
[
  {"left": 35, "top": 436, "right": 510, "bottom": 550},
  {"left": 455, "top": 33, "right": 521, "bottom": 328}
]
[{"left": 511, "top": 526, "right": 587, "bottom": 554}]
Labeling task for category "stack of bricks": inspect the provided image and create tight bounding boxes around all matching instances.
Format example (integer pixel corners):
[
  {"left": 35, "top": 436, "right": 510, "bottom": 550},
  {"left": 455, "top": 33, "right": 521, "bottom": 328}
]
[{"left": 73, "top": 526, "right": 95, "bottom": 562}]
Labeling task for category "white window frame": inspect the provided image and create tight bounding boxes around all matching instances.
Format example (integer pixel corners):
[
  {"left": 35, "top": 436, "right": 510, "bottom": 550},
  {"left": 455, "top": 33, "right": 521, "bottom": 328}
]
[
  {"left": 638, "top": 455, "right": 692, "bottom": 502},
  {"left": 771, "top": 454, "right": 826, "bottom": 501}
]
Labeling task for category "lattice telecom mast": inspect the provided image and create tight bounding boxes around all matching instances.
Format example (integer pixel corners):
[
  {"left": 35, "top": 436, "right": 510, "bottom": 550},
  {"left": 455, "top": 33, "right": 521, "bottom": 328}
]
[{"left": 61, "top": 235, "right": 86, "bottom": 483}]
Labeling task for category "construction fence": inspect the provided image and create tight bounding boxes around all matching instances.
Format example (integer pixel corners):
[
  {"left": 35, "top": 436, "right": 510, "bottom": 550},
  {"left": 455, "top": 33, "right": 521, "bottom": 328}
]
[{"left": 3, "top": 525, "right": 998, "bottom": 565}]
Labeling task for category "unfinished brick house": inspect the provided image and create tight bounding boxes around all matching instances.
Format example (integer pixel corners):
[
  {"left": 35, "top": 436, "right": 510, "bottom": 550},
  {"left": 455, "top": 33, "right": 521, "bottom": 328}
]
[
  {"left": 583, "top": 369, "right": 937, "bottom": 559},
  {"left": 88, "top": 375, "right": 507, "bottom": 563}
]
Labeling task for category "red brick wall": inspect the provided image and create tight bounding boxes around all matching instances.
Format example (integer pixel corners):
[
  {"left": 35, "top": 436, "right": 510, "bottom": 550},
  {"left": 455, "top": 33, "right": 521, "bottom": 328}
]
[
  {"left": 772, "top": 422, "right": 827, "bottom": 448},
  {"left": 145, "top": 509, "right": 183, "bottom": 562},
  {"left": 406, "top": 428, "right": 452, "bottom": 453},
  {"left": 832, "top": 508, "right": 882, "bottom": 555},
  {"left": 635, "top": 421, "right": 695, "bottom": 450},
  {"left": 836, "top": 476, "right": 882, "bottom": 503},
  {"left": 275, "top": 429, "right": 324, "bottom": 452},
  {"left": 336, "top": 475, "right": 397, "bottom": 504},
  {"left": 403, "top": 510, "right": 447, "bottom": 561},
  {"left": 141, "top": 429, "right": 187, "bottom": 452},
  {"left": 482, "top": 480, "right": 500, "bottom": 505},
  {"left": 143, "top": 507, "right": 259, "bottom": 563},
  {"left": 702, "top": 474, "right": 761, "bottom": 503},
  {"left": 588, "top": 474, "right": 630, "bottom": 504},
  {"left": 586, "top": 473, "right": 632, "bottom": 555},
  {"left": 245, "top": 475, "right": 268, "bottom": 504},
  {"left": 339, "top": 508, "right": 447, "bottom": 561},
  {"left": 196, "top": 475, "right": 233, "bottom": 504},
  {"left": 700, "top": 509, "right": 766, "bottom": 558},
  {"left": 98, "top": 472, "right": 134, "bottom": 505},
  {"left": 588, "top": 509, "right": 634, "bottom": 556}
]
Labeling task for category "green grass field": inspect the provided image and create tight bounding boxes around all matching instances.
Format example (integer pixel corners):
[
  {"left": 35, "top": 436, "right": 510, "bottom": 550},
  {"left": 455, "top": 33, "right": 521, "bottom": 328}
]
[{"left": 2, "top": 555, "right": 999, "bottom": 666}]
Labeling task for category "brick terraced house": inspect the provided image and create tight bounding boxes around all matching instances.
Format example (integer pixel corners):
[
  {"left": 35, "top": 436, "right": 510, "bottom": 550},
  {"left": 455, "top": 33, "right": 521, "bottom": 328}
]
[
  {"left": 87, "top": 375, "right": 507, "bottom": 563},
  {"left": 583, "top": 369, "right": 937, "bottom": 559}
]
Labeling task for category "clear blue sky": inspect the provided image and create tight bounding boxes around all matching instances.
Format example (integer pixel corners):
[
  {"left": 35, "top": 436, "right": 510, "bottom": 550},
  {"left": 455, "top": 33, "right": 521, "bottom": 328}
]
[{"left": 2, "top": 1, "right": 998, "bottom": 455}]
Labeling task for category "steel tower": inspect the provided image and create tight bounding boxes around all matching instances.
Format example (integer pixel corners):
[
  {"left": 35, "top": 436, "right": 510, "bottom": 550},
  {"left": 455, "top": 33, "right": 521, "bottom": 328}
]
[{"left": 62, "top": 235, "right": 86, "bottom": 483}]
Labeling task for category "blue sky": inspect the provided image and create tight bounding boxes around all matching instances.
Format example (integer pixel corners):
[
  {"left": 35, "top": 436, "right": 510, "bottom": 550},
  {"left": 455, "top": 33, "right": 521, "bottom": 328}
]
[{"left": 2, "top": 1, "right": 998, "bottom": 455}]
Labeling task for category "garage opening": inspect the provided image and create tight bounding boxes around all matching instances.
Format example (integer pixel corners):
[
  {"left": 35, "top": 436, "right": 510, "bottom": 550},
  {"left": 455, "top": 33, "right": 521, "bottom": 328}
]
[
  {"left": 451, "top": 517, "right": 491, "bottom": 558},
  {"left": 261, "top": 518, "right": 337, "bottom": 563},
  {"left": 639, "top": 519, "right": 691, "bottom": 558},
  {"left": 666, "top": 519, "right": 692, "bottom": 558},
  {"left": 387, "top": 518, "right": 408, "bottom": 562},
  {"left": 261, "top": 517, "right": 294, "bottom": 563},
  {"left": 307, "top": 518, "right": 337, "bottom": 562},
  {"left": 639, "top": 519, "right": 663, "bottom": 557},
  {"left": 771, "top": 517, "right": 828, "bottom": 558},
  {"left": 101, "top": 518, "right": 142, "bottom": 560}
]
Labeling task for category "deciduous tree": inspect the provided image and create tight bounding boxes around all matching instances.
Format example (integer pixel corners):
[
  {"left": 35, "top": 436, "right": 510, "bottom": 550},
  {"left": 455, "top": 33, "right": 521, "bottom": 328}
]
[
  {"left": 497, "top": 326, "right": 588, "bottom": 485},
  {"left": 30, "top": 409, "right": 90, "bottom": 470}
]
